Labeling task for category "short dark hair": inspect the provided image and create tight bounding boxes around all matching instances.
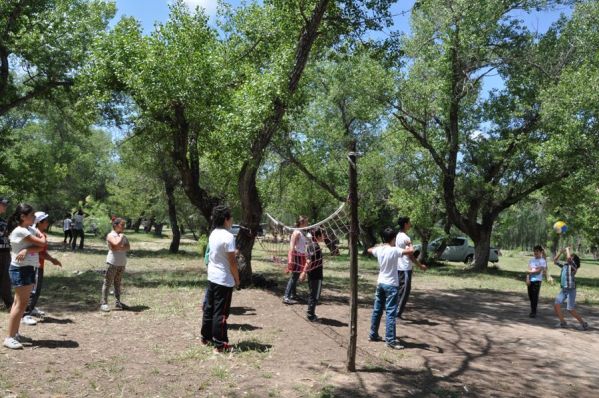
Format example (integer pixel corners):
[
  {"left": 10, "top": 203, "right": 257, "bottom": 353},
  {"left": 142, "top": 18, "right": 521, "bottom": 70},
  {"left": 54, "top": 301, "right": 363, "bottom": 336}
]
[
  {"left": 112, "top": 217, "right": 124, "bottom": 227},
  {"left": 8, "top": 203, "right": 34, "bottom": 232},
  {"left": 212, "top": 205, "right": 231, "bottom": 228},
  {"left": 533, "top": 245, "right": 543, "bottom": 252},
  {"left": 398, "top": 217, "right": 411, "bottom": 231},
  {"left": 381, "top": 226, "right": 396, "bottom": 244},
  {"left": 571, "top": 254, "right": 581, "bottom": 268},
  {"left": 312, "top": 228, "right": 323, "bottom": 238}
]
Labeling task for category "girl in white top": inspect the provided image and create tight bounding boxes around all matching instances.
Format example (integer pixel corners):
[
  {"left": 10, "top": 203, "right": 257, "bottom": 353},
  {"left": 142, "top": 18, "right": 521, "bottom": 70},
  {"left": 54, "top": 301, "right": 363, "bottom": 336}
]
[
  {"left": 100, "top": 218, "right": 130, "bottom": 312},
  {"left": 4, "top": 204, "right": 46, "bottom": 349},
  {"left": 283, "top": 216, "right": 308, "bottom": 303}
]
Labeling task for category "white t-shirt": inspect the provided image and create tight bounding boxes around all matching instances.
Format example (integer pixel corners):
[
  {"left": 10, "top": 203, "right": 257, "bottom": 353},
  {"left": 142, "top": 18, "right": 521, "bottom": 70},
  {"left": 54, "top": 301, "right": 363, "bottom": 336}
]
[
  {"left": 292, "top": 230, "right": 307, "bottom": 254},
  {"left": 395, "top": 232, "right": 413, "bottom": 271},
  {"left": 106, "top": 231, "right": 128, "bottom": 267},
  {"left": 372, "top": 245, "right": 404, "bottom": 286},
  {"left": 528, "top": 257, "right": 547, "bottom": 283},
  {"left": 9, "top": 226, "right": 39, "bottom": 267},
  {"left": 73, "top": 214, "right": 84, "bottom": 230},
  {"left": 208, "top": 228, "right": 236, "bottom": 287},
  {"left": 63, "top": 218, "right": 71, "bottom": 231}
]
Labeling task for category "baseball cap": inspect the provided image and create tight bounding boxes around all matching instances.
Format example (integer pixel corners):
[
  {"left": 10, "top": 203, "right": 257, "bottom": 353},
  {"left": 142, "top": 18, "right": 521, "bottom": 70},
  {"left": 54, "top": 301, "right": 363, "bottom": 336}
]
[
  {"left": 34, "top": 211, "right": 49, "bottom": 224},
  {"left": 0, "top": 197, "right": 9, "bottom": 205}
]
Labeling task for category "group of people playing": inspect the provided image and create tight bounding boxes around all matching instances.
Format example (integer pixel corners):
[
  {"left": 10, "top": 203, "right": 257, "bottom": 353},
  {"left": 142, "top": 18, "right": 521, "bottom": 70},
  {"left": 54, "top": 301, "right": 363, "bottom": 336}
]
[
  {"left": 526, "top": 245, "right": 589, "bottom": 329},
  {"left": 1, "top": 196, "right": 591, "bottom": 354},
  {"left": 0, "top": 197, "right": 131, "bottom": 349}
]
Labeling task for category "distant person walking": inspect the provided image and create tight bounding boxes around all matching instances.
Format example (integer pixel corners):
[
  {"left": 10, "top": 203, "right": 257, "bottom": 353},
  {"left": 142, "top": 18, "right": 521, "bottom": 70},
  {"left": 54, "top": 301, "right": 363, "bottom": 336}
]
[
  {"left": 0, "top": 197, "right": 13, "bottom": 311},
  {"left": 62, "top": 213, "right": 73, "bottom": 246},
  {"left": 100, "top": 218, "right": 130, "bottom": 312},
  {"left": 71, "top": 209, "right": 84, "bottom": 251}
]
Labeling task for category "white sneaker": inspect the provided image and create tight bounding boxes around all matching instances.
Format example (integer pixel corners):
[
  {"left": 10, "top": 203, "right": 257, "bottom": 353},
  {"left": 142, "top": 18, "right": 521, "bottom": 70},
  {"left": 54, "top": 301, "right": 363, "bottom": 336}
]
[
  {"left": 15, "top": 333, "right": 33, "bottom": 343},
  {"left": 30, "top": 308, "right": 45, "bottom": 317},
  {"left": 21, "top": 315, "right": 37, "bottom": 326},
  {"left": 100, "top": 304, "right": 110, "bottom": 312},
  {"left": 3, "top": 337, "right": 23, "bottom": 349}
]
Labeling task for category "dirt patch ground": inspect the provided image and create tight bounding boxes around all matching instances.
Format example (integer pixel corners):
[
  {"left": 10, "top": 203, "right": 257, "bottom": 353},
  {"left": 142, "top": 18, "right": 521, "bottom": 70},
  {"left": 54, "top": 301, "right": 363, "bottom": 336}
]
[{"left": 1, "top": 238, "right": 598, "bottom": 397}]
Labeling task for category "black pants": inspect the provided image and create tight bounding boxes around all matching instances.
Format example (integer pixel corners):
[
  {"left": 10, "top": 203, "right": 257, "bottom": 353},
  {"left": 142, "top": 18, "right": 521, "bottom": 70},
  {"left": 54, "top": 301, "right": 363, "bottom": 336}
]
[
  {"left": 307, "top": 278, "right": 322, "bottom": 317},
  {"left": 527, "top": 281, "right": 541, "bottom": 314},
  {"left": 71, "top": 229, "right": 84, "bottom": 250},
  {"left": 397, "top": 270, "right": 412, "bottom": 318},
  {"left": 201, "top": 281, "right": 233, "bottom": 347},
  {"left": 25, "top": 267, "right": 44, "bottom": 315},
  {"left": 63, "top": 230, "right": 73, "bottom": 244},
  {"left": 0, "top": 251, "right": 13, "bottom": 308}
]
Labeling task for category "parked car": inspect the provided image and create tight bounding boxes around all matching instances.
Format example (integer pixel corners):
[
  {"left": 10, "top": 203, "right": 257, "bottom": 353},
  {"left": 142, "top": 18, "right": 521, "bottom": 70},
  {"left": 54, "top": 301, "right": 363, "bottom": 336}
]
[{"left": 414, "top": 237, "right": 499, "bottom": 264}]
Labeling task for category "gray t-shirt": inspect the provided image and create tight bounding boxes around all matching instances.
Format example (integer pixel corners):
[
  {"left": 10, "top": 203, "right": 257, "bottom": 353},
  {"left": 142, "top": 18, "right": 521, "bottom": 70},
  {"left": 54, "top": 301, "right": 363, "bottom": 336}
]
[
  {"left": 9, "top": 226, "right": 39, "bottom": 267},
  {"left": 106, "top": 231, "right": 128, "bottom": 267}
]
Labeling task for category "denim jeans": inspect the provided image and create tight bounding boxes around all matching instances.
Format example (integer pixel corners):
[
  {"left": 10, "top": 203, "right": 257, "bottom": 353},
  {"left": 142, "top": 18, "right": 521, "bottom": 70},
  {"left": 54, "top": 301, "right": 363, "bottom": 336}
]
[{"left": 369, "top": 283, "right": 399, "bottom": 343}]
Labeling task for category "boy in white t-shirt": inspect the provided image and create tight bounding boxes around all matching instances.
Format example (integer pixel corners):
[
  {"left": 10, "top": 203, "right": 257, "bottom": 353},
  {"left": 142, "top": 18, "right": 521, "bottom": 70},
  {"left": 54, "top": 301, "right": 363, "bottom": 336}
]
[
  {"left": 395, "top": 217, "right": 427, "bottom": 319},
  {"left": 368, "top": 227, "right": 414, "bottom": 349},
  {"left": 526, "top": 245, "right": 549, "bottom": 318},
  {"left": 201, "top": 205, "right": 240, "bottom": 353}
]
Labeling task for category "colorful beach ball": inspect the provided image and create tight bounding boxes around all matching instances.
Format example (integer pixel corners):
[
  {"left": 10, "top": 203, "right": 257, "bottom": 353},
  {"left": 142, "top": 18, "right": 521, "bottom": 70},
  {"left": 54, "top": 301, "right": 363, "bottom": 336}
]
[{"left": 553, "top": 221, "right": 568, "bottom": 234}]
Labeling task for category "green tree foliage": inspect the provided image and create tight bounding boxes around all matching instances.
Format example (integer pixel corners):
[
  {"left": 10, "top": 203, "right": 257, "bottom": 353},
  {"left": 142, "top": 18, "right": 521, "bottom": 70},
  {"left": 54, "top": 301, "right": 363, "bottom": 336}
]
[
  {"left": 0, "top": 0, "right": 115, "bottom": 116},
  {"left": 389, "top": 0, "right": 599, "bottom": 270}
]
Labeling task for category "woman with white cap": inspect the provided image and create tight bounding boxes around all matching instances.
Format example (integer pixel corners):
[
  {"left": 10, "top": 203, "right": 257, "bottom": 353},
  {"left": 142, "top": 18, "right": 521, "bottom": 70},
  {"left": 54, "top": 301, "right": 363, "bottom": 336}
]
[{"left": 21, "top": 211, "right": 62, "bottom": 325}]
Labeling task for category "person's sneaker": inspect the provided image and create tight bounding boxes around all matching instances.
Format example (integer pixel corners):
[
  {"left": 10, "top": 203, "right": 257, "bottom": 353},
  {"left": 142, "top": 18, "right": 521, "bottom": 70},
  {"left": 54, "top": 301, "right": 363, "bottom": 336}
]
[
  {"left": 30, "top": 308, "right": 45, "bottom": 317},
  {"left": 21, "top": 315, "right": 37, "bottom": 326},
  {"left": 214, "top": 343, "right": 235, "bottom": 353},
  {"left": 556, "top": 321, "right": 568, "bottom": 328},
  {"left": 282, "top": 297, "right": 297, "bottom": 305},
  {"left": 115, "top": 301, "right": 129, "bottom": 310},
  {"left": 200, "top": 338, "right": 210, "bottom": 346},
  {"left": 307, "top": 314, "right": 319, "bottom": 322},
  {"left": 3, "top": 337, "right": 23, "bottom": 350},
  {"left": 15, "top": 333, "right": 33, "bottom": 343},
  {"left": 386, "top": 341, "right": 405, "bottom": 350},
  {"left": 100, "top": 304, "right": 110, "bottom": 312},
  {"left": 529, "top": 312, "right": 536, "bottom": 318},
  {"left": 581, "top": 322, "right": 589, "bottom": 331},
  {"left": 368, "top": 335, "right": 382, "bottom": 342}
]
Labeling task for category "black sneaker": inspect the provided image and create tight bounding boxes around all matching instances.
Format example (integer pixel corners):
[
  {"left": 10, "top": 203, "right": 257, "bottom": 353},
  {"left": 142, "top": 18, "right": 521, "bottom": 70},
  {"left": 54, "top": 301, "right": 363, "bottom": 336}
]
[
  {"left": 214, "top": 343, "right": 235, "bottom": 353},
  {"left": 307, "top": 314, "right": 319, "bottom": 322},
  {"left": 582, "top": 322, "right": 589, "bottom": 331},
  {"left": 386, "top": 341, "right": 405, "bottom": 350},
  {"left": 368, "top": 335, "right": 382, "bottom": 342},
  {"left": 529, "top": 312, "right": 536, "bottom": 318},
  {"left": 115, "top": 301, "right": 129, "bottom": 310}
]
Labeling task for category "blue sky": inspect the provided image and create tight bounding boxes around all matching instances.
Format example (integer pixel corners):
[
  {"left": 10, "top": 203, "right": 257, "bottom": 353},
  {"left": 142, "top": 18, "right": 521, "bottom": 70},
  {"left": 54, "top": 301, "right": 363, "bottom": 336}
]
[{"left": 113, "top": 0, "right": 571, "bottom": 35}]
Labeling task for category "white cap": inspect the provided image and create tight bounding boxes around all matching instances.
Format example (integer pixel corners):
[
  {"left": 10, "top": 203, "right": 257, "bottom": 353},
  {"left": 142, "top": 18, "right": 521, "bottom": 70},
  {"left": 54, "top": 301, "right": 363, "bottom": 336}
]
[{"left": 34, "top": 211, "right": 49, "bottom": 224}]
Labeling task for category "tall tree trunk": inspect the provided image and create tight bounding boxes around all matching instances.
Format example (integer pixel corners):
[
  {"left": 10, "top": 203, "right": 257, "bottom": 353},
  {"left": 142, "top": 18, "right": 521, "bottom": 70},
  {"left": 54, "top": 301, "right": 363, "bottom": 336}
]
[
  {"left": 236, "top": 0, "right": 330, "bottom": 287},
  {"left": 472, "top": 226, "right": 492, "bottom": 271},
  {"left": 164, "top": 173, "right": 181, "bottom": 254}
]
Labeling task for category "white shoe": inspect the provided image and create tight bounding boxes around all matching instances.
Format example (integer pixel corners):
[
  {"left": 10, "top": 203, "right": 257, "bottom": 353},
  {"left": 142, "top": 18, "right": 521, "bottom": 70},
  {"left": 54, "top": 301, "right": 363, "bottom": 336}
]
[
  {"left": 3, "top": 337, "right": 23, "bottom": 349},
  {"left": 100, "top": 304, "right": 110, "bottom": 312},
  {"left": 21, "top": 315, "right": 37, "bottom": 326},
  {"left": 15, "top": 333, "right": 33, "bottom": 343},
  {"left": 30, "top": 308, "right": 45, "bottom": 317}
]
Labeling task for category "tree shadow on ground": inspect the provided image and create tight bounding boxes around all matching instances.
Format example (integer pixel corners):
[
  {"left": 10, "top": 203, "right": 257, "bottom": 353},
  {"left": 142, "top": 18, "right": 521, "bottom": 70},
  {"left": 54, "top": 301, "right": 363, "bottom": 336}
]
[
  {"left": 317, "top": 317, "right": 348, "bottom": 327},
  {"left": 39, "top": 316, "right": 74, "bottom": 324},
  {"left": 230, "top": 306, "right": 256, "bottom": 316},
  {"left": 235, "top": 340, "right": 272, "bottom": 353},
  {"left": 30, "top": 339, "right": 79, "bottom": 349},
  {"left": 297, "top": 286, "right": 599, "bottom": 396},
  {"left": 42, "top": 267, "right": 206, "bottom": 313},
  {"left": 228, "top": 323, "right": 262, "bottom": 331}
]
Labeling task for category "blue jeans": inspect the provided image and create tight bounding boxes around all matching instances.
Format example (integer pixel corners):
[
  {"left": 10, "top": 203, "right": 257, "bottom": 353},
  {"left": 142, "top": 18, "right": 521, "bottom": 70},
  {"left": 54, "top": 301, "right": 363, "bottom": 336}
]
[{"left": 369, "top": 283, "right": 399, "bottom": 343}]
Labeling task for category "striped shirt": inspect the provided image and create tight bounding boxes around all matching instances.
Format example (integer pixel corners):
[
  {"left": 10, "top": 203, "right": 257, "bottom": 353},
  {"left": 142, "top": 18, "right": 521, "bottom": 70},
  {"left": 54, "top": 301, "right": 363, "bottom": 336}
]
[{"left": 556, "top": 262, "right": 577, "bottom": 289}]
